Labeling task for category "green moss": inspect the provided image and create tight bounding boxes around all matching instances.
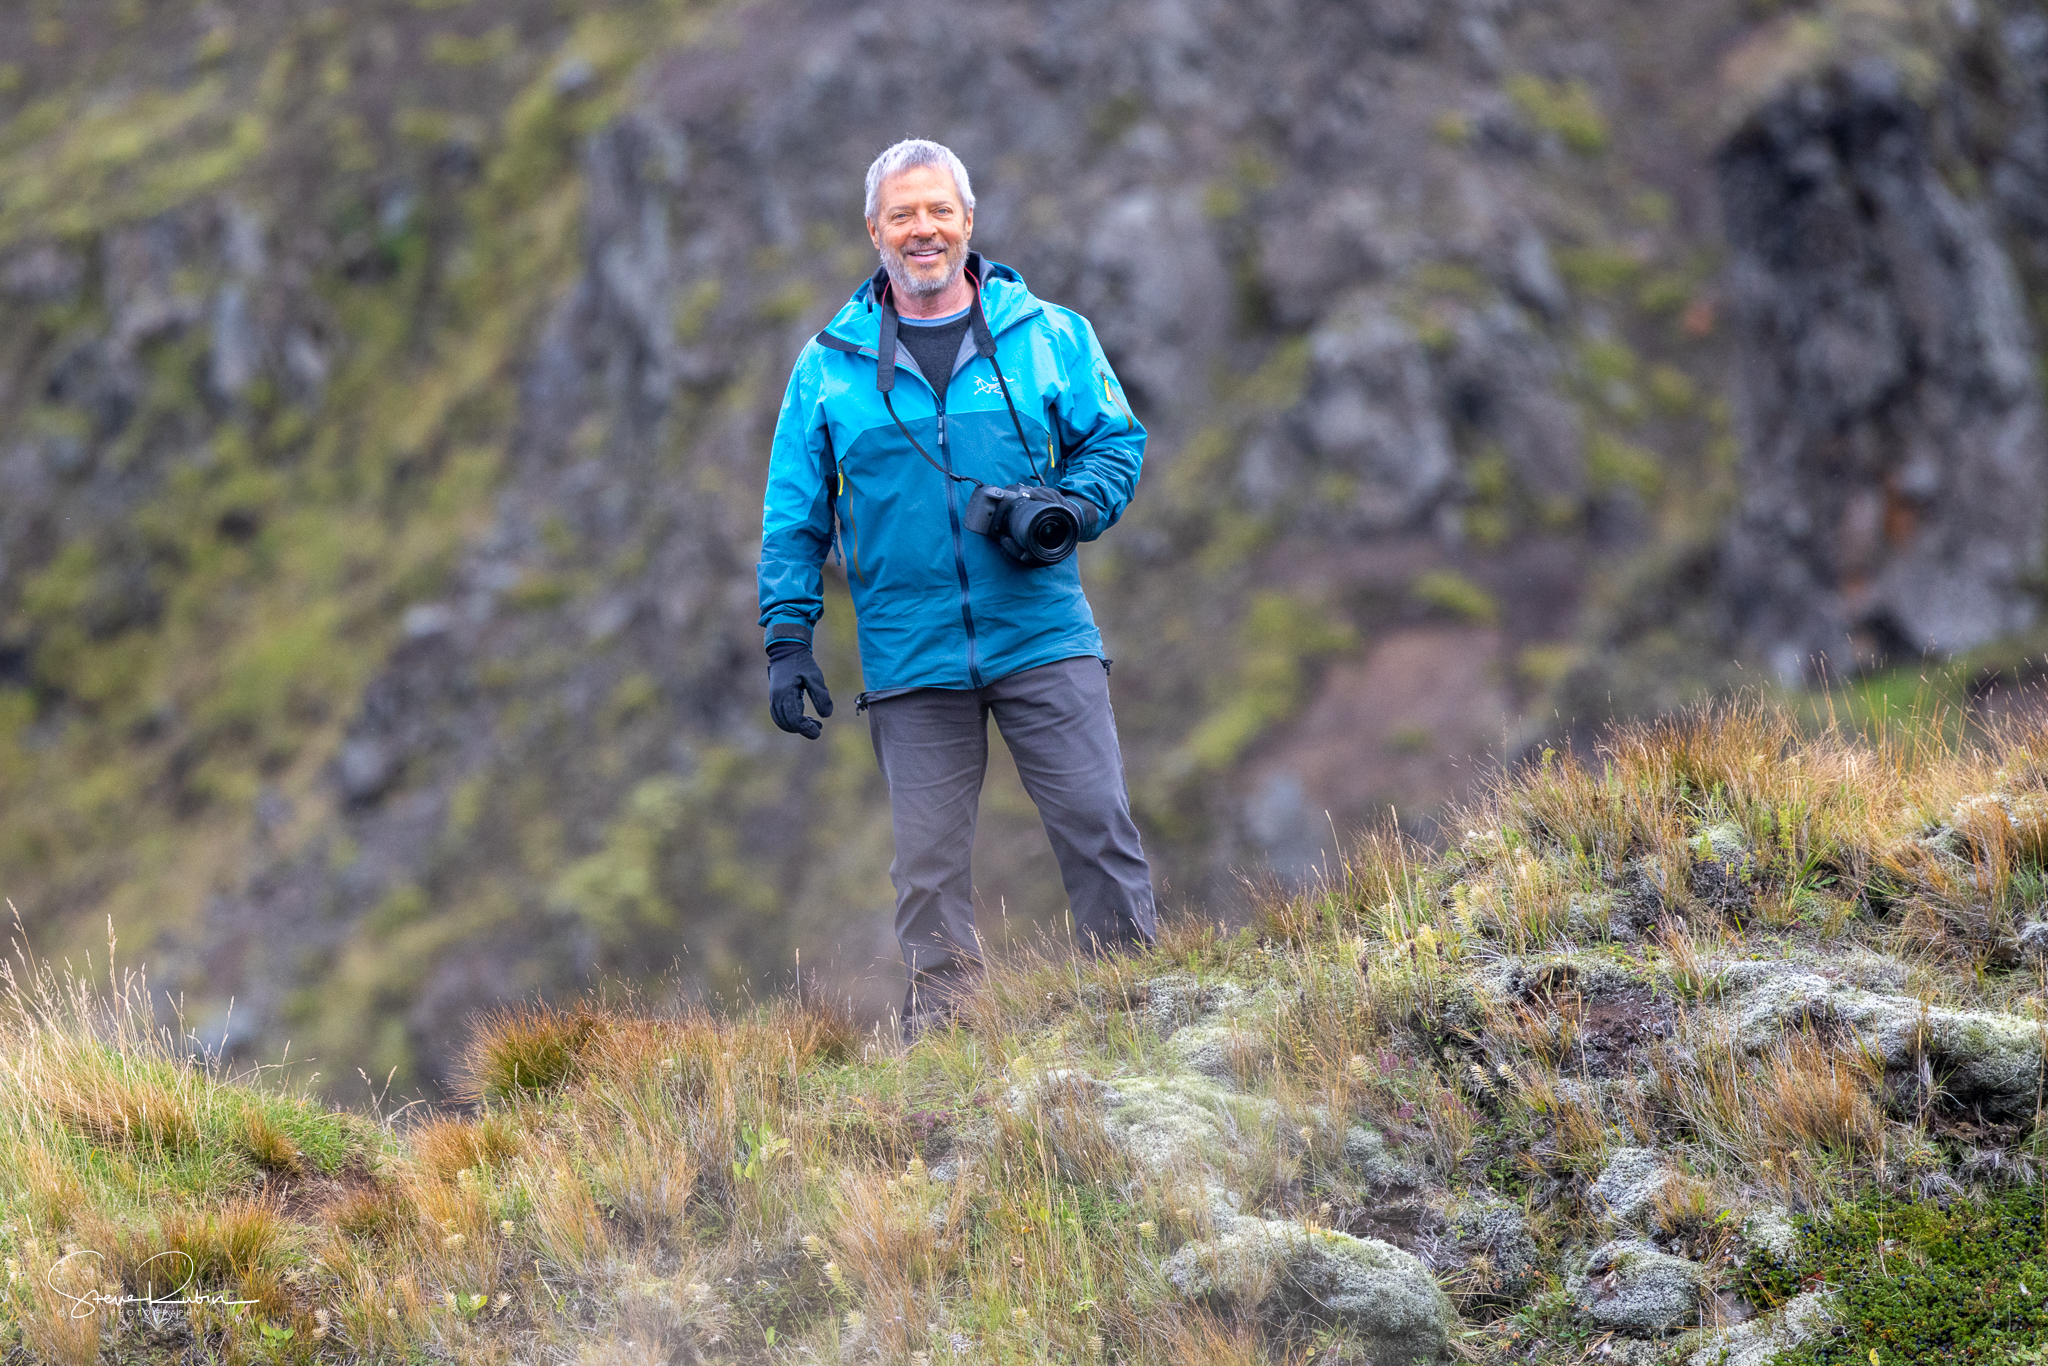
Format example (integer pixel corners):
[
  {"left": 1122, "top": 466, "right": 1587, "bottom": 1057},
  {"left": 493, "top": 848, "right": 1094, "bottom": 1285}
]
[
  {"left": 1413, "top": 261, "right": 1491, "bottom": 303},
  {"left": 1234, "top": 338, "right": 1311, "bottom": 413},
  {"left": 428, "top": 24, "right": 518, "bottom": 66},
  {"left": 1742, "top": 1190, "right": 2048, "bottom": 1363},
  {"left": 1505, "top": 75, "right": 1610, "bottom": 155},
  {"left": 1184, "top": 593, "right": 1356, "bottom": 771},
  {"left": 1586, "top": 431, "right": 1662, "bottom": 497},
  {"left": 673, "top": 278, "right": 723, "bottom": 342},
  {"left": 1411, "top": 570, "right": 1499, "bottom": 625},
  {"left": 1647, "top": 363, "right": 1698, "bottom": 414},
  {"left": 1578, "top": 337, "right": 1639, "bottom": 387},
  {"left": 1556, "top": 245, "right": 1643, "bottom": 296}
]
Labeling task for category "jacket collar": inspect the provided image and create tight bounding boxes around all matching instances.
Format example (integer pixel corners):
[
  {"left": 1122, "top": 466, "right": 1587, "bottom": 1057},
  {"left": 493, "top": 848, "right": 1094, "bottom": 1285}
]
[{"left": 823, "top": 252, "right": 1038, "bottom": 351}]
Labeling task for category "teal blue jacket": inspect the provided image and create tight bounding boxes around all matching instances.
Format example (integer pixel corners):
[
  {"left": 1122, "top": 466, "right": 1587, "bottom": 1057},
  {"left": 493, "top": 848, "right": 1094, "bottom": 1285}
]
[{"left": 757, "top": 255, "right": 1145, "bottom": 695}]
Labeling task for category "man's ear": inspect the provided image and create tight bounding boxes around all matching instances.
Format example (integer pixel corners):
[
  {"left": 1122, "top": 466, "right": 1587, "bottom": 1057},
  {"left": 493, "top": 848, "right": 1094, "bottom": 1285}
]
[
  {"left": 960, "top": 206, "right": 973, "bottom": 243},
  {"left": 866, "top": 217, "right": 881, "bottom": 249}
]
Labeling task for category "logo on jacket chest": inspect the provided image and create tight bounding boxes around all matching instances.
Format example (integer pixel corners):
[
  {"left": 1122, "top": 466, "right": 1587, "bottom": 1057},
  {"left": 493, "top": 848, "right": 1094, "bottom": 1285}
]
[{"left": 973, "top": 375, "right": 1005, "bottom": 398}]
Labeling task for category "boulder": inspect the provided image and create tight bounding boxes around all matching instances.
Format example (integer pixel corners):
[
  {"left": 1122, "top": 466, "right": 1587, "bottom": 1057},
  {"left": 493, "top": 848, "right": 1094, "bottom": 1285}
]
[
  {"left": 1442, "top": 1194, "right": 1543, "bottom": 1306},
  {"left": 1568, "top": 1238, "right": 1703, "bottom": 1336},
  {"left": 1164, "top": 1217, "right": 1452, "bottom": 1363}
]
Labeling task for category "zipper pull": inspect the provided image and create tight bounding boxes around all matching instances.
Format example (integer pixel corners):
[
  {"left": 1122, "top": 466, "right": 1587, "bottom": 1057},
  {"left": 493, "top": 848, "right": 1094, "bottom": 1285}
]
[{"left": 938, "top": 412, "right": 947, "bottom": 445}]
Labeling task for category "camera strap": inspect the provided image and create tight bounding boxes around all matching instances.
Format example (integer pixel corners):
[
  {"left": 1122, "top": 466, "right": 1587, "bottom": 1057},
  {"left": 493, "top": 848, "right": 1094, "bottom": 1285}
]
[
  {"left": 876, "top": 300, "right": 976, "bottom": 487},
  {"left": 968, "top": 285, "right": 1048, "bottom": 487},
  {"left": 849, "top": 263, "right": 1052, "bottom": 493}
]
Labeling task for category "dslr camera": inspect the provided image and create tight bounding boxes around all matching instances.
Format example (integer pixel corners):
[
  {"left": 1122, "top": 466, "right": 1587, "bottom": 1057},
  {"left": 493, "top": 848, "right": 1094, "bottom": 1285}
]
[{"left": 964, "top": 483, "right": 1081, "bottom": 568}]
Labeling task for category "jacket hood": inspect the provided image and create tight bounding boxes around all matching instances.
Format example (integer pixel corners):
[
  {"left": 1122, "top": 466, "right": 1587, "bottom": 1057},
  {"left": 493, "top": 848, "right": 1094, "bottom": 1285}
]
[{"left": 819, "top": 253, "right": 1040, "bottom": 350}]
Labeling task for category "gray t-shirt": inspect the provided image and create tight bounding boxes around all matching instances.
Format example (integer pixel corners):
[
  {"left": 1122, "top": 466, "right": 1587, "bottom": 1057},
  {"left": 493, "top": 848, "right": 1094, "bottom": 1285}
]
[{"left": 895, "top": 307, "right": 972, "bottom": 393}]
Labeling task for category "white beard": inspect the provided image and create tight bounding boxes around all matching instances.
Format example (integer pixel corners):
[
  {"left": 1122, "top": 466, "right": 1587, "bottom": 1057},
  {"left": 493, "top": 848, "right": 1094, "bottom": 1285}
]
[{"left": 880, "top": 240, "right": 966, "bottom": 300}]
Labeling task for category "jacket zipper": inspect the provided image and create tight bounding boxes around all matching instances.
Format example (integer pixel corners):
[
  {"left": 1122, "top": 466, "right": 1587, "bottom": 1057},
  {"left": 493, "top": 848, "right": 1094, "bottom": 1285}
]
[
  {"left": 934, "top": 385, "right": 983, "bottom": 689},
  {"left": 835, "top": 466, "right": 864, "bottom": 584}
]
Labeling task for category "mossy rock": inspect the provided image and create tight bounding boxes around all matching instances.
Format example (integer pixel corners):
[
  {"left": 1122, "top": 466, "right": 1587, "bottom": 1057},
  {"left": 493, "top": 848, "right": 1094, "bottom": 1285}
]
[
  {"left": 1680, "top": 1290, "right": 1834, "bottom": 1366},
  {"left": 1163, "top": 1217, "right": 1453, "bottom": 1363},
  {"left": 1442, "top": 1192, "right": 1543, "bottom": 1308},
  {"left": 1568, "top": 1238, "right": 1703, "bottom": 1336},
  {"left": 1588, "top": 1147, "right": 1670, "bottom": 1231},
  {"left": 1723, "top": 965, "right": 2046, "bottom": 1118}
]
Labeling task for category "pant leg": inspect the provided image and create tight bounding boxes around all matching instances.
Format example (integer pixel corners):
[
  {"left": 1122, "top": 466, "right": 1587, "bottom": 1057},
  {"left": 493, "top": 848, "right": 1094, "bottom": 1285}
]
[
  {"left": 866, "top": 687, "right": 989, "bottom": 991},
  {"left": 987, "top": 656, "right": 1157, "bottom": 955}
]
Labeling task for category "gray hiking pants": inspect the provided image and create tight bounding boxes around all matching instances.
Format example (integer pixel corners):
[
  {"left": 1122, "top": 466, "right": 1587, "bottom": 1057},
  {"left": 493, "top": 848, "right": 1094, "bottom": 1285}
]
[{"left": 866, "top": 655, "right": 1156, "bottom": 998}]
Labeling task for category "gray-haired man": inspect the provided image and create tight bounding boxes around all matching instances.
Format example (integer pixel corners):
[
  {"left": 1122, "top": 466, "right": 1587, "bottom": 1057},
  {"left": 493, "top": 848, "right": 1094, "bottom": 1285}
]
[{"left": 757, "top": 139, "right": 1156, "bottom": 1032}]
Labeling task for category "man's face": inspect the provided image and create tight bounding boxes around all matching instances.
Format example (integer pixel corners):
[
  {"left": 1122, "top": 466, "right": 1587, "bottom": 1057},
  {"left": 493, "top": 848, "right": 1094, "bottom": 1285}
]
[{"left": 868, "top": 165, "right": 973, "bottom": 300}]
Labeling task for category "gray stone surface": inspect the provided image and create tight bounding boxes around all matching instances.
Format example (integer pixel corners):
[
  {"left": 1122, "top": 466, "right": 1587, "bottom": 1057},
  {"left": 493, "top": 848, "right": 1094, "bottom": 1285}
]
[
  {"left": 1720, "top": 51, "right": 2048, "bottom": 680},
  {"left": 1569, "top": 1238, "right": 1704, "bottom": 1336},
  {"left": 1590, "top": 1148, "right": 1671, "bottom": 1230},
  {"left": 1683, "top": 1290, "right": 1834, "bottom": 1366},
  {"left": 1164, "top": 1217, "right": 1452, "bottom": 1364}
]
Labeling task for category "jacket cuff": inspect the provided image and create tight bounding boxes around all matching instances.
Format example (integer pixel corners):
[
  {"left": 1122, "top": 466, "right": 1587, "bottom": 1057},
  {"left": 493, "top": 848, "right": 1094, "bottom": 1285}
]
[
  {"left": 1065, "top": 494, "right": 1102, "bottom": 539},
  {"left": 764, "top": 621, "right": 814, "bottom": 651}
]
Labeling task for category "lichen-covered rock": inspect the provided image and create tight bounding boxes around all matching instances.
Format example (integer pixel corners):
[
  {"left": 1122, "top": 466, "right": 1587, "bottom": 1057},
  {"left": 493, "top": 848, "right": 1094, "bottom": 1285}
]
[
  {"left": 1568, "top": 1238, "right": 1703, "bottom": 1336},
  {"left": 1343, "top": 1124, "right": 1421, "bottom": 1190},
  {"left": 1699, "top": 821, "right": 1748, "bottom": 862},
  {"left": 1163, "top": 1217, "right": 1452, "bottom": 1363},
  {"left": 1739, "top": 1205, "right": 1800, "bottom": 1263},
  {"left": 1168, "top": 1021, "right": 1256, "bottom": 1083},
  {"left": 1590, "top": 1148, "right": 1671, "bottom": 1230},
  {"left": 1137, "top": 973, "right": 1236, "bottom": 1034},
  {"left": 1682, "top": 1290, "right": 1834, "bottom": 1366},
  {"left": 1442, "top": 1194, "right": 1543, "bottom": 1306},
  {"left": 1105, "top": 1073, "right": 1277, "bottom": 1171},
  {"left": 1723, "top": 966, "right": 2046, "bottom": 1117}
]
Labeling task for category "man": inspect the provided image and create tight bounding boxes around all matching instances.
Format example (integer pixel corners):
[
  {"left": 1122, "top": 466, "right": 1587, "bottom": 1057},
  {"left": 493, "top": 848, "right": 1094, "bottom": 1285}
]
[{"left": 757, "top": 138, "right": 1155, "bottom": 1033}]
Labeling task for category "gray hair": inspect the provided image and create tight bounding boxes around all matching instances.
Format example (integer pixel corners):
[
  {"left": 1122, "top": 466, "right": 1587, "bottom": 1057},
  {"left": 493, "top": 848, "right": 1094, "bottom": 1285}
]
[{"left": 863, "top": 139, "right": 975, "bottom": 221}]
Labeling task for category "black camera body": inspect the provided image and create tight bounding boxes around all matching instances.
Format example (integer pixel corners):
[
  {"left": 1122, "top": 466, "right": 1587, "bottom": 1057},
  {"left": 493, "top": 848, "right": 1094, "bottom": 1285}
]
[{"left": 963, "top": 483, "right": 1081, "bottom": 568}]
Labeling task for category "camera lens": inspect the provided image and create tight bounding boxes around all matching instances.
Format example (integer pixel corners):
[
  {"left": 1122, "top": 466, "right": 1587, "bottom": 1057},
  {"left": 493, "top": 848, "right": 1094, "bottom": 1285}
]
[{"left": 1031, "top": 512, "right": 1072, "bottom": 551}]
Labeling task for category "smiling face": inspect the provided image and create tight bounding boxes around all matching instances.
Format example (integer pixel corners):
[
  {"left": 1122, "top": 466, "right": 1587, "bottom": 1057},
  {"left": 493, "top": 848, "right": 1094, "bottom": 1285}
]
[{"left": 867, "top": 164, "right": 974, "bottom": 311}]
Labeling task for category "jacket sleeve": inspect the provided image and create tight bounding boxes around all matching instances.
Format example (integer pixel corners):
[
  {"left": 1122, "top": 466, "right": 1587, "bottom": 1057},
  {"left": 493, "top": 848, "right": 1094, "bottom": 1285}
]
[
  {"left": 757, "top": 349, "right": 835, "bottom": 647},
  {"left": 1050, "top": 315, "right": 1145, "bottom": 541}
]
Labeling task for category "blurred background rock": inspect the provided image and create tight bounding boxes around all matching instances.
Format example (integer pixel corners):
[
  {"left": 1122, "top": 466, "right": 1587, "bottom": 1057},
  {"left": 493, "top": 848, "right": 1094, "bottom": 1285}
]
[{"left": 1, "top": 0, "right": 2044, "bottom": 1099}]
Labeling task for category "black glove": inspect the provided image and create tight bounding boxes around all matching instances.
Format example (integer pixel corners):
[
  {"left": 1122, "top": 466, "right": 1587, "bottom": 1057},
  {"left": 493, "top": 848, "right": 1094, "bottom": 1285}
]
[
  {"left": 1064, "top": 494, "right": 1100, "bottom": 538},
  {"left": 767, "top": 639, "right": 833, "bottom": 739}
]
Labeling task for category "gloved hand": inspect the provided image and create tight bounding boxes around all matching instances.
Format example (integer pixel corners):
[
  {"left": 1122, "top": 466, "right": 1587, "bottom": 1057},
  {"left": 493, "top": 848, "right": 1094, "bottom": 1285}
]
[
  {"left": 767, "top": 639, "right": 833, "bottom": 739},
  {"left": 1062, "top": 493, "right": 1101, "bottom": 538}
]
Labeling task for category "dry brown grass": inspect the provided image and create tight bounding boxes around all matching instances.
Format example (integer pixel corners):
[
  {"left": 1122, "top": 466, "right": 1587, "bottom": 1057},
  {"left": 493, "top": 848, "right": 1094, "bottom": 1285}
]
[
  {"left": 409, "top": 1112, "right": 524, "bottom": 1184},
  {"left": 825, "top": 1162, "right": 971, "bottom": 1357},
  {"left": 20, "top": 700, "right": 2048, "bottom": 1363}
]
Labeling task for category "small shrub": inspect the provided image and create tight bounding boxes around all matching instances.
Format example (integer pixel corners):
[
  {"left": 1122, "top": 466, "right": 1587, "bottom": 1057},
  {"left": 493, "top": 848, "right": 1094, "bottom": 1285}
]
[{"left": 1742, "top": 1189, "right": 2048, "bottom": 1362}]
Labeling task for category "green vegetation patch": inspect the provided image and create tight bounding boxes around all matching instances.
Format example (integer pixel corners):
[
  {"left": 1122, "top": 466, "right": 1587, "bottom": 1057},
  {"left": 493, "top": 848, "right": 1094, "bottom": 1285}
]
[
  {"left": 1505, "top": 74, "right": 1610, "bottom": 155},
  {"left": 1741, "top": 1190, "right": 2048, "bottom": 1363}
]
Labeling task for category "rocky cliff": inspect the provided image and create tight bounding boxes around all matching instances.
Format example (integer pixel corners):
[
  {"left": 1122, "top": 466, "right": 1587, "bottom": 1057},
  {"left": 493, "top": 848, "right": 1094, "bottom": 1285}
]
[{"left": 0, "top": 0, "right": 2045, "bottom": 1096}]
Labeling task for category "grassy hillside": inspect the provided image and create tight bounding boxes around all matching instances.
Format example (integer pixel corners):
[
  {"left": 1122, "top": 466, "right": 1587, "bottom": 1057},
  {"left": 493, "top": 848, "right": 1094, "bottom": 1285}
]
[
  {"left": 12, "top": 701, "right": 2048, "bottom": 1363},
  {"left": 4, "top": 0, "right": 2046, "bottom": 1103},
  {"left": 0, "top": 0, "right": 726, "bottom": 1082}
]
